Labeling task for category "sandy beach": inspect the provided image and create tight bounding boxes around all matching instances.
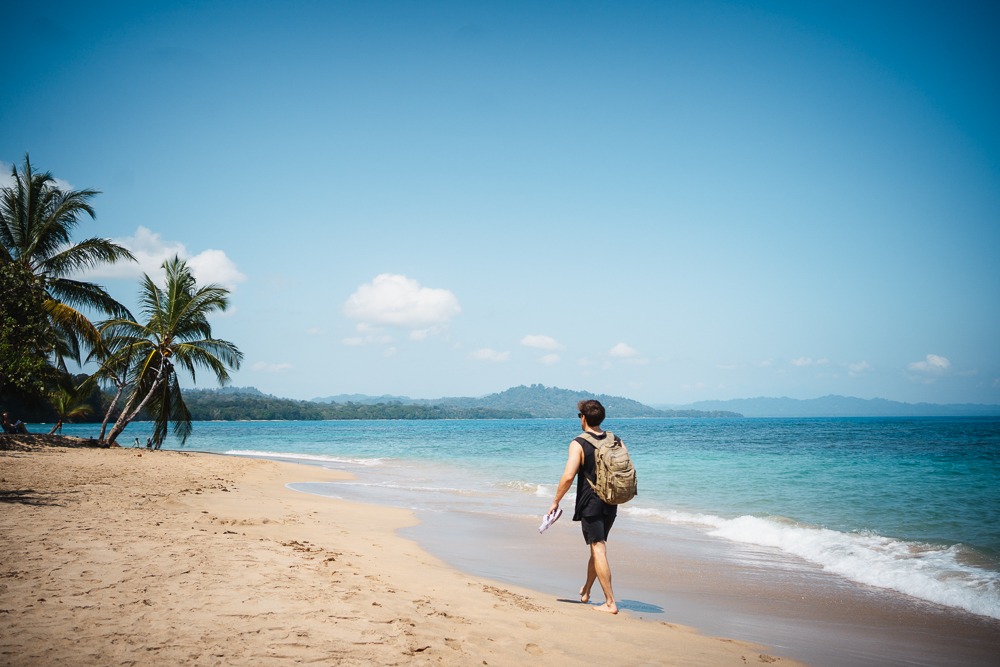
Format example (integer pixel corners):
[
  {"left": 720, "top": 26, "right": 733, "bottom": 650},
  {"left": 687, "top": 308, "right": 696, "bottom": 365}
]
[{"left": 1, "top": 435, "right": 803, "bottom": 666}]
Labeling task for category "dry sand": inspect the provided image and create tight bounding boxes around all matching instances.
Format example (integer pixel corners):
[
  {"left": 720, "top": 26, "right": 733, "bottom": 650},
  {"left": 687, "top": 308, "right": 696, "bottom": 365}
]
[{"left": 0, "top": 434, "right": 804, "bottom": 666}]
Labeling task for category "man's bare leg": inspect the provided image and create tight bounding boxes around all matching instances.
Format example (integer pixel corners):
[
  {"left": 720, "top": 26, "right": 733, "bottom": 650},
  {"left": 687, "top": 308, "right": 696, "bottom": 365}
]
[
  {"left": 580, "top": 552, "right": 597, "bottom": 603},
  {"left": 589, "top": 541, "right": 618, "bottom": 614}
]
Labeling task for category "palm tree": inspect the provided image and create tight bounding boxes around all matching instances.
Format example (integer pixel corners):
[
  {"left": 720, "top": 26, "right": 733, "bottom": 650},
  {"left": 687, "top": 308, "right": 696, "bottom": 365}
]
[
  {"left": 0, "top": 153, "right": 135, "bottom": 370},
  {"left": 48, "top": 379, "right": 95, "bottom": 434},
  {"left": 102, "top": 256, "right": 242, "bottom": 446}
]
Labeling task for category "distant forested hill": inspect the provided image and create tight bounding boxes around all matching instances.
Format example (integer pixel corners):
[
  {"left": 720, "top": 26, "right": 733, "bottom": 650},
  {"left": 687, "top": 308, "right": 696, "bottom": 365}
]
[
  {"left": 313, "top": 384, "right": 740, "bottom": 419},
  {"left": 425, "top": 384, "right": 740, "bottom": 418},
  {"left": 180, "top": 389, "right": 529, "bottom": 420},
  {"left": 44, "top": 384, "right": 737, "bottom": 424}
]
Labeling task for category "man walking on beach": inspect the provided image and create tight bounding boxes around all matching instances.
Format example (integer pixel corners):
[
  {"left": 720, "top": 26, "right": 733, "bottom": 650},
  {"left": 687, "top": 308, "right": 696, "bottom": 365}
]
[{"left": 548, "top": 399, "right": 619, "bottom": 614}]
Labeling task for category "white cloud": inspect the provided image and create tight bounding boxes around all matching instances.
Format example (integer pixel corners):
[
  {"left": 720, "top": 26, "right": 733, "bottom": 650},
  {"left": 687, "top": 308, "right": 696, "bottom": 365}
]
[
  {"left": 847, "top": 360, "right": 872, "bottom": 376},
  {"left": 305, "top": 326, "right": 324, "bottom": 336},
  {"left": 470, "top": 348, "right": 510, "bottom": 362},
  {"left": 343, "top": 274, "right": 460, "bottom": 338},
  {"left": 252, "top": 361, "right": 292, "bottom": 372},
  {"left": 791, "top": 357, "right": 830, "bottom": 367},
  {"left": 521, "top": 334, "right": 563, "bottom": 351},
  {"left": 186, "top": 249, "right": 247, "bottom": 291},
  {"left": 607, "top": 342, "right": 649, "bottom": 366},
  {"left": 908, "top": 354, "right": 951, "bottom": 373},
  {"left": 78, "top": 226, "right": 246, "bottom": 290},
  {"left": 539, "top": 353, "right": 560, "bottom": 365},
  {"left": 609, "top": 343, "right": 638, "bottom": 358}
]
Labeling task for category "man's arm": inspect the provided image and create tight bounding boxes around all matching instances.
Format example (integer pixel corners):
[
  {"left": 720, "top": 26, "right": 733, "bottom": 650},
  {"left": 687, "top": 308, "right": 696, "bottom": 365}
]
[{"left": 548, "top": 440, "right": 584, "bottom": 515}]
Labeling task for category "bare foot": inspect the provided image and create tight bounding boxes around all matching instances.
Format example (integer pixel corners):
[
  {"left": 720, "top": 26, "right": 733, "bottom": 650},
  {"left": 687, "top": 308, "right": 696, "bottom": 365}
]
[
  {"left": 579, "top": 586, "right": 590, "bottom": 604},
  {"left": 593, "top": 602, "right": 618, "bottom": 614}
]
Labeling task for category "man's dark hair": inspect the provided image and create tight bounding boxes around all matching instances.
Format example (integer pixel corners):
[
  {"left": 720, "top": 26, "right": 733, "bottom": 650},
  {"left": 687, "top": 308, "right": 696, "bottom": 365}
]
[{"left": 578, "top": 399, "right": 605, "bottom": 427}]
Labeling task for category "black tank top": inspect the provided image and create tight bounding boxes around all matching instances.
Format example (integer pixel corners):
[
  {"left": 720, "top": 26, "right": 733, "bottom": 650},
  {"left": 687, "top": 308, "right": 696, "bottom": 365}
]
[{"left": 573, "top": 432, "right": 618, "bottom": 520}]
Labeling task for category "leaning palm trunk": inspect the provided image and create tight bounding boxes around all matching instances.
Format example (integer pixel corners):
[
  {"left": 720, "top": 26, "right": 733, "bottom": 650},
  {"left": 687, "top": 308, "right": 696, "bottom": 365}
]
[
  {"left": 89, "top": 335, "right": 142, "bottom": 442},
  {"left": 98, "top": 379, "right": 128, "bottom": 442},
  {"left": 105, "top": 357, "right": 171, "bottom": 445}
]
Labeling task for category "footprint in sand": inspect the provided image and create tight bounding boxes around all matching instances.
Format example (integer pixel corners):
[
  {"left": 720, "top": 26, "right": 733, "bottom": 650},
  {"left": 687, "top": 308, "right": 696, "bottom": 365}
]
[{"left": 525, "top": 643, "right": 543, "bottom": 656}]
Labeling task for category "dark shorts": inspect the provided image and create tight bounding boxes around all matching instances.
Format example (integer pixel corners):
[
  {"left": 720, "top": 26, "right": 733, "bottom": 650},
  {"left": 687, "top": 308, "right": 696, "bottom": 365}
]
[{"left": 581, "top": 513, "right": 616, "bottom": 545}]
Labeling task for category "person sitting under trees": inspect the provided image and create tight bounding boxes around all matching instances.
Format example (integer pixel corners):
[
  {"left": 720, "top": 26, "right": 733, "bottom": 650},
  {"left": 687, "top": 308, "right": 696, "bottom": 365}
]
[{"left": 2, "top": 411, "right": 28, "bottom": 434}]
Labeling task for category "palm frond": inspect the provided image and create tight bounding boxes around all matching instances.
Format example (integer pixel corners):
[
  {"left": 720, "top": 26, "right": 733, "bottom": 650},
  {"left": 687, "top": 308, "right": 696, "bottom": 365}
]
[
  {"left": 43, "top": 237, "right": 135, "bottom": 278},
  {"left": 47, "top": 276, "right": 133, "bottom": 319}
]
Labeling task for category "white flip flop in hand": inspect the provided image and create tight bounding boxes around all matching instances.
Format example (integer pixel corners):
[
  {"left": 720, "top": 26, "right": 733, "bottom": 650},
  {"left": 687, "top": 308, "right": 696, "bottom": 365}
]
[{"left": 538, "top": 507, "right": 563, "bottom": 533}]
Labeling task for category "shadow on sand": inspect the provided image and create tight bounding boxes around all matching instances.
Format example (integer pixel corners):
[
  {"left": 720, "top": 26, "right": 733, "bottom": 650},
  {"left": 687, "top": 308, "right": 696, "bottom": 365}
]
[
  {"left": 556, "top": 598, "right": 664, "bottom": 614},
  {"left": 0, "top": 489, "right": 68, "bottom": 507}
]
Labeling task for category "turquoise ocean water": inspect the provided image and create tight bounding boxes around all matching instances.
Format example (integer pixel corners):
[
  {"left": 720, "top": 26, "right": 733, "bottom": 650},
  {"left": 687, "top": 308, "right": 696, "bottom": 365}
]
[{"left": 48, "top": 416, "right": 1000, "bottom": 621}]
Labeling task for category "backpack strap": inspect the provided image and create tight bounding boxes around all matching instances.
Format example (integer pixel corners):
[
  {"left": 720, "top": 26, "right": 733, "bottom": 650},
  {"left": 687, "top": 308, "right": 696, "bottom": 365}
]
[{"left": 577, "top": 431, "right": 615, "bottom": 449}]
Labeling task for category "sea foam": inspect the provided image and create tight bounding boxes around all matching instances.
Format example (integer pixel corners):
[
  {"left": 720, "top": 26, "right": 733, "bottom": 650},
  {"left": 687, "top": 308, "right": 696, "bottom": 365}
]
[
  {"left": 623, "top": 505, "right": 1000, "bottom": 620},
  {"left": 224, "top": 449, "right": 384, "bottom": 466}
]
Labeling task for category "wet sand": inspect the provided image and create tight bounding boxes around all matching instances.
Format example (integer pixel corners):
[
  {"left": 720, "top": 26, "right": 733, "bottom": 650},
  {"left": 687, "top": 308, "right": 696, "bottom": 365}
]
[{"left": 401, "top": 502, "right": 1000, "bottom": 667}]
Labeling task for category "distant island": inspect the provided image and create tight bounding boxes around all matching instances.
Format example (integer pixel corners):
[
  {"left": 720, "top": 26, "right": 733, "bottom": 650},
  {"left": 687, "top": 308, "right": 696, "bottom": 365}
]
[{"left": 180, "top": 384, "right": 741, "bottom": 421}]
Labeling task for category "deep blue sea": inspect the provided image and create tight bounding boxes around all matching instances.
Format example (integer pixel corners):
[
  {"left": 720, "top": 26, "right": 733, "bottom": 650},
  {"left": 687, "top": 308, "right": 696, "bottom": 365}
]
[{"left": 47, "top": 416, "right": 1000, "bottom": 621}]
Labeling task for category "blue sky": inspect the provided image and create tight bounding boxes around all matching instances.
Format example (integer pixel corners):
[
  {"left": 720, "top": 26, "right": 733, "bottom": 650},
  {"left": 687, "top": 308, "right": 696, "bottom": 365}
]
[{"left": 3, "top": 0, "right": 999, "bottom": 405}]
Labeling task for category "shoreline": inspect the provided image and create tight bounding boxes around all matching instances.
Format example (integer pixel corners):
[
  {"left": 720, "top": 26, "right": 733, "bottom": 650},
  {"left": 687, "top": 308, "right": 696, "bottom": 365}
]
[
  {"left": 1, "top": 437, "right": 804, "bottom": 666},
  {"left": 402, "top": 504, "right": 1000, "bottom": 667}
]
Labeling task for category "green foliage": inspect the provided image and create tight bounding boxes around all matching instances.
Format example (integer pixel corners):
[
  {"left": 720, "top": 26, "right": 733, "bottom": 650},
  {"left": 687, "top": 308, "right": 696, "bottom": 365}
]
[
  {"left": 464, "top": 384, "right": 664, "bottom": 418},
  {"left": 48, "top": 378, "right": 95, "bottom": 434},
  {"left": 180, "top": 390, "right": 529, "bottom": 421},
  {"left": 0, "top": 261, "right": 54, "bottom": 398}
]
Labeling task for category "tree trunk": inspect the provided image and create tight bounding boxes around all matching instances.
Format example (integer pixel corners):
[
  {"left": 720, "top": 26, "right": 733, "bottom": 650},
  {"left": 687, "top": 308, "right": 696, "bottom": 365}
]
[
  {"left": 106, "top": 357, "right": 170, "bottom": 445},
  {"left": 98, "top": 381, "right": 127, "bottom": 442}
]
